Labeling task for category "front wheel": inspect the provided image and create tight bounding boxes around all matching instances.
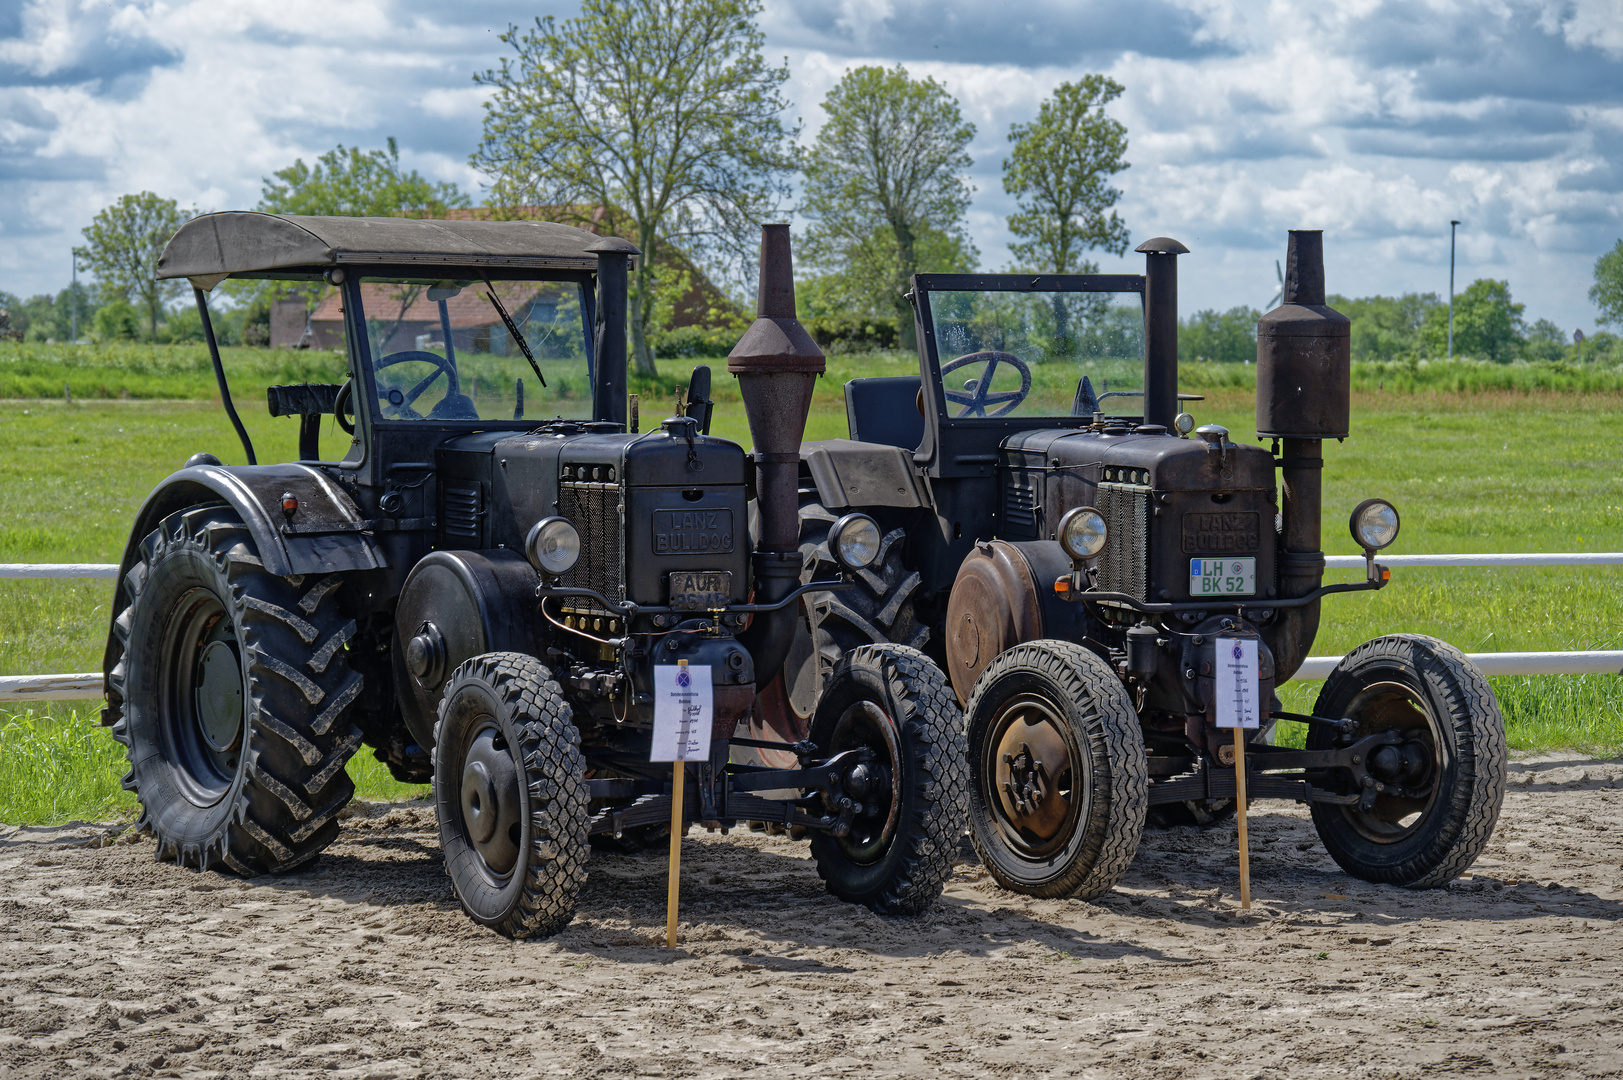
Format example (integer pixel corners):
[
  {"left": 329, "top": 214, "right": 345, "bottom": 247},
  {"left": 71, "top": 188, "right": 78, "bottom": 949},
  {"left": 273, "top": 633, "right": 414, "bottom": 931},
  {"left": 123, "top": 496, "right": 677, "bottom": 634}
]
[
  {"left": 965, "top": 641, "right": 1147, "bottom": 899},
  {"left": 1309, "top": 634, "right": 1506, "bottom": 888},
  {"left": 434, "top": 653, "right": 590, "bottom": 937},
  {"left": 808, "top": 644, "right": 967, "bottom": 916}
]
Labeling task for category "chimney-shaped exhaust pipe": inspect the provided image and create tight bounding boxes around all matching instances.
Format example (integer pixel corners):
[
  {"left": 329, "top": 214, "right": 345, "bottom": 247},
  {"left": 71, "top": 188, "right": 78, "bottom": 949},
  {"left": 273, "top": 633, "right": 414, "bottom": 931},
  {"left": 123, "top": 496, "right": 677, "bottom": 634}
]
[
  {"left": 1255, "top": 230, "right": 1351, "bottom": 681},
  {"left": 729, "top": 224, "right": 825, "bottom": 688},
  {"left": 587, "top": 235, "right": 640, "bottom": 427},
  {"left": 1136, "top": 236, "right": 1189, "bottom": 429}
]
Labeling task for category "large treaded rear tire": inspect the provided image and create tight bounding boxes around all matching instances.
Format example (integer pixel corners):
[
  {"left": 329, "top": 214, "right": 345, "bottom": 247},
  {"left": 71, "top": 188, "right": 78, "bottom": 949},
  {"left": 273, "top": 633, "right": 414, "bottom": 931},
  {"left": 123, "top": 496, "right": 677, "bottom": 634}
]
[
  {"left": 1309, "top": 634, "right": 1506, "bottom": 888},
  {"left": 965, "top": 640, "right": 1147, "bottom": 899},
  {"left": 808, "top": 644, "right": 967, "bottom": 916},
  {"left": 110, "top": 505, "right": 363, "bottom": 873},
  {"left": 434, "top": 653, "right": 590, "bottom": 938}
]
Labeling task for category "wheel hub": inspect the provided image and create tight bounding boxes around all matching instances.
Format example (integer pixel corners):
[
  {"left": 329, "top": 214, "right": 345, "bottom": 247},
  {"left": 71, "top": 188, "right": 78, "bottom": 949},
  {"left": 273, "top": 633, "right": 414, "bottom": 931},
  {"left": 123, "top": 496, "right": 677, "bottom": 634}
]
[
  {"left": 194, "top": 640, "right": 243, "bottom": 754},
  {"left": 989, "top": 696, "right": 1077, "bottom": 854},
  {"left": 460, "top": 727, "right": 522, "bottom": 875},
  {"left": 826, "top": 700, "right": 903, "bottom": 862}
]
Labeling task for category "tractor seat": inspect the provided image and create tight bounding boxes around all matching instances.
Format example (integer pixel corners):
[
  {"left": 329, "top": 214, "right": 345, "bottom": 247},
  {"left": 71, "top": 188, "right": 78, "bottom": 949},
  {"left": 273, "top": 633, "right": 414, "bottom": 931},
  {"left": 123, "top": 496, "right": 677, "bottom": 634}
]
[
  {"left": 428, "top": 392, "right": 479, "bottom": 420},
  {"left": 844, "top": 376, "right": 924, "bottom": 449}
]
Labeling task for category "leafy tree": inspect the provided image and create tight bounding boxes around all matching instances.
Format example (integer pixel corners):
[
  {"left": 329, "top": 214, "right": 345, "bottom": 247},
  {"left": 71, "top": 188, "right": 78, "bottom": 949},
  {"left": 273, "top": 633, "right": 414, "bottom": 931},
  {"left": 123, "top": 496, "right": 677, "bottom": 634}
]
[
  {"left": 795, "top": 225, "right": 976, "bottom": 321},
  {"left": 259, "top": 137, "right": 469, "bottom": 218},
  {"left": 473, "top": 0, "right": 796, "bottom": 376},
  {"left": 1420, "top": 279, "right": 1524, "bottom": 361},
  {"left": 1002, "top": 76, "right": 1130, "bottom": 274},
  {"left": 1592, "top": 239, "right": 1623, "bottom": 327},
  {"left": 78, "top": 191, "right": 191, "bottom": 337},
  {"left": 1522, "top": 317, "right": 1568, "bottom": 363},
  {"left": 94, "top": 299, "right": 141, "bottom": 342},
  {"left": 1180, "top": 307, "right": 1260, "bottom": 365},
  {"left": 800, "top": 65, "right": 977, "bottom": 348},
  {"left": 1331, "top": 292, "right": 1439, "bottom": 363}
]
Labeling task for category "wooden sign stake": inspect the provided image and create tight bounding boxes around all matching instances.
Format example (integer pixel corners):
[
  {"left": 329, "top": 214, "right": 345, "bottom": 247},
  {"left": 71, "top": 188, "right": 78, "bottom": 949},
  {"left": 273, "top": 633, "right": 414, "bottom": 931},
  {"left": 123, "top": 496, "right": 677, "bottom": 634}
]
[
  {"left": 1234, "top": 728, "right": 1251, "bottom": 910},
  {"left": 666, "top": 759, "right": 685, "bottom": 948}
]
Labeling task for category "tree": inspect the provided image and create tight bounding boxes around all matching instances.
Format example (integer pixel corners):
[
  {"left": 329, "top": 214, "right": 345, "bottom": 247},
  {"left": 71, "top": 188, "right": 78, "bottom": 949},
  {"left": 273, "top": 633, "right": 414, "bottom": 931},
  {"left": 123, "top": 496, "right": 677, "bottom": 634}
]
[
  {"left": 1420, "top": 279, "right": 1524, "bottom": 361},
  {"left": 1332, "top": 292, "right": 1439, "bottom": 363},
  {"left": 1002, "top": 76, "right": 1131, "bottom": 274},
  {"left": 259, "top": 137, "right": 469, "bottom": 218},
  {"left": 472, "top": 0, "right": 795, "bottom": 377},
  {"left": 78, "top": 191, "right": 191, "bottom": 337},
  {"left": 800, "top": 65, "right": 977, "bottom": 348},
  {"left": 1592, "top": 239, "right": 1623, "bottom": 327},
  {"left": 1180, "top": 307, "right": 1261, "bottom": 365}
]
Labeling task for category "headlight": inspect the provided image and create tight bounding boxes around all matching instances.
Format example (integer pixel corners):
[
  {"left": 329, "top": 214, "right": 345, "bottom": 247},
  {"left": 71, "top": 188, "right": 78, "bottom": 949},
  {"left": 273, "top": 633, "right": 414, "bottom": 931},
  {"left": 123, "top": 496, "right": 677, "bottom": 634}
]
[
  {"left": 829, "top": 513, "right": 882, "bottom": 570},
  {"left": 526, "top": 516, "right": 581, "bottom": 575},
  {"left": 1058, "top": 506, "right": 1108, "bottom": 561},
  {"left": 1349, "top": 499, "right": 1400, "bottom": 551}
]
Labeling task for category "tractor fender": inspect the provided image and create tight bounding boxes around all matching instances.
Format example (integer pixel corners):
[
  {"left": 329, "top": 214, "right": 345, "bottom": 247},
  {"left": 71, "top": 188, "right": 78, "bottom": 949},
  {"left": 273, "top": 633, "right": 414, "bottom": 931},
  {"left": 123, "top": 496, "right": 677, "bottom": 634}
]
[{"left": 102, "top": 463, "right": 387, "bottom": 718}]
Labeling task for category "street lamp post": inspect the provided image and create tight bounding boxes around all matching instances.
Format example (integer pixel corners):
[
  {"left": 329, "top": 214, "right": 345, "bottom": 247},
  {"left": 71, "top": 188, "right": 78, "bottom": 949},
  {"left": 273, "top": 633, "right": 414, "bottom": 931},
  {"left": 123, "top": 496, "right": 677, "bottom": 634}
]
[
  {"left": 70, "top": 251, "right": 78, "bottom": 343},
  {"left": 1448, "top": 220, "right": 1460, "bottom": 361}
]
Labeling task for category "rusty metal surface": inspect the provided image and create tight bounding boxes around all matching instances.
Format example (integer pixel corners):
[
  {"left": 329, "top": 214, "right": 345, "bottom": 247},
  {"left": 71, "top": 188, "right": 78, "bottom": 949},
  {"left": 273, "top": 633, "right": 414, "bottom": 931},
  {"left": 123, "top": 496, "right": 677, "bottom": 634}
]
[
  {"left": 944, "top": 540, "right": 1043, "bottom": 704},
  {"left": 1256, "top": 230, "right": 1351, "bottom": 439}
]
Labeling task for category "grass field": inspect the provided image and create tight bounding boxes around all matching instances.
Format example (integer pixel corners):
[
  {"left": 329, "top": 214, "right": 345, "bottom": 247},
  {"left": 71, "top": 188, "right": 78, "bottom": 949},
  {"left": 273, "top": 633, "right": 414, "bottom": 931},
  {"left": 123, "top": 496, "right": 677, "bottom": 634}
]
[{"left": 3, "top": 345, "right": 1622, "bottom": 823}]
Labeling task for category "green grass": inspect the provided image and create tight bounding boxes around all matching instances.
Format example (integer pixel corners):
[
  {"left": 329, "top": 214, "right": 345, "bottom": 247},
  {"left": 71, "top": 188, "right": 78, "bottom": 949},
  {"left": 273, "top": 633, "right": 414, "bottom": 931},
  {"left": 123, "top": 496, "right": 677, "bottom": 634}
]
[{"left": 3, "top": 346, "right": 1622, "bottom": 823}]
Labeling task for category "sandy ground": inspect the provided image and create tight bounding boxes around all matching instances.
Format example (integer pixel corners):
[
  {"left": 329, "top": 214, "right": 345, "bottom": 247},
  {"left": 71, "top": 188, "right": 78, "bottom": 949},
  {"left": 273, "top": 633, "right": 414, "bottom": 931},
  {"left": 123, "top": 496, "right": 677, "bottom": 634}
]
[{"left": 2, "top": 756, "right": 1621, "bottom": 1080}]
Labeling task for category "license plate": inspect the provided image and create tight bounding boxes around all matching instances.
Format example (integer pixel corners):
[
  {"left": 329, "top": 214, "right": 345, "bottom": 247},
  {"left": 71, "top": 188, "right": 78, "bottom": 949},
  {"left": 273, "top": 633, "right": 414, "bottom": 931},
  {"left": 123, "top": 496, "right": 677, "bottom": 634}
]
[
  {"left": 1190, "top": 557, "right": 1256, "bottom": 596},
  {"left": 668, "top": 570, "right": 731, "bottom": 610}
]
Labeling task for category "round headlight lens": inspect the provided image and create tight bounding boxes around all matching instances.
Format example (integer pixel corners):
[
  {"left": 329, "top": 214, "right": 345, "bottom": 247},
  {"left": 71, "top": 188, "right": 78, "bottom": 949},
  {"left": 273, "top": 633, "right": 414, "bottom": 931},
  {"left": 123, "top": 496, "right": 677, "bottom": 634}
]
[
  {"left": 1058, "top": 506, "right": 1108, "bottom": 561},
  {"left": 1350, "top": 499, "right": 1400, "bottom": 551},
  {"left": 829, "top": 513, "right": 882, "bottom": 570},
  {"left": 526, "top": 516, "right": 581, "bottom": 575}
]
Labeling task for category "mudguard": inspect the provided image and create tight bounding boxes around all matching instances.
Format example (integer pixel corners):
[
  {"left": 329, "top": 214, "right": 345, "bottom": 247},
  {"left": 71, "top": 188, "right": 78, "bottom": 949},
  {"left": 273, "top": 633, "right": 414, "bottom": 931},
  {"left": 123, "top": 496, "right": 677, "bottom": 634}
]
[{"left": 102, "top": 464, "right": 386, "bottom": 711}]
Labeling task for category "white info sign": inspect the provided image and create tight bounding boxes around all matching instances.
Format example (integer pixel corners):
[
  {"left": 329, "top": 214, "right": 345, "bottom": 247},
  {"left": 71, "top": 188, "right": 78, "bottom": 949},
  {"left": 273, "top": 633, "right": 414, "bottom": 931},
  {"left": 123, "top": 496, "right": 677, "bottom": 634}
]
[
  {"left": 1214, "top": 637, "right": 1260, "bottom": 729},
  {"left": 651, "top": 663, "right": 713, "bottom": 761}
]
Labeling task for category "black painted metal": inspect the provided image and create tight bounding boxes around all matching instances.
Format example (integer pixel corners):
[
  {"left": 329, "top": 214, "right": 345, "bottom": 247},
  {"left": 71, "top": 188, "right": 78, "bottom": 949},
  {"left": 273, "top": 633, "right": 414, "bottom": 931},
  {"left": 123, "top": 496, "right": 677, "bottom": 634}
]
[
  {"left": 588, "top": 237, "right": 636, "bottom": 427},
  {"left": 1136, "top": 237, "right": 1188, "bottom": 431},
  {"left": 194, "top": 288, "right": 255, "bottom": 465}
]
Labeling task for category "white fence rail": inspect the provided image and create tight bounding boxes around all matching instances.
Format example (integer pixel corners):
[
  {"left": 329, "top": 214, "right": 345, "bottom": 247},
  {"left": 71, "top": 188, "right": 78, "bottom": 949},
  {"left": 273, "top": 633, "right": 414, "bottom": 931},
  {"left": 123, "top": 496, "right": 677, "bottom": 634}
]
[{"left": 4, "top": 554, "right": 1623, "bottom": 701}]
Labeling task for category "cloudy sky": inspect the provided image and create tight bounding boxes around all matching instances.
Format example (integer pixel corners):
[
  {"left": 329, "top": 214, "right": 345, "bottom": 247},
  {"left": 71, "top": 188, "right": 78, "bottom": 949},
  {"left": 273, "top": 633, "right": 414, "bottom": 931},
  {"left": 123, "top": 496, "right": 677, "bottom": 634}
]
[{"left": 3, "top": 0, "right": 1621, "bottom": 332}]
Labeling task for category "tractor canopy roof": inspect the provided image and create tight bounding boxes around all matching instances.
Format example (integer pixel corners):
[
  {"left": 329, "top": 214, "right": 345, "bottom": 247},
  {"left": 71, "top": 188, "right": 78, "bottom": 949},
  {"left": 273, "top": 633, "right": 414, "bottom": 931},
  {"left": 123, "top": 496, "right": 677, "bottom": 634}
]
[{"left": 157, "top": 212, "right": 622, "bottom": 289}]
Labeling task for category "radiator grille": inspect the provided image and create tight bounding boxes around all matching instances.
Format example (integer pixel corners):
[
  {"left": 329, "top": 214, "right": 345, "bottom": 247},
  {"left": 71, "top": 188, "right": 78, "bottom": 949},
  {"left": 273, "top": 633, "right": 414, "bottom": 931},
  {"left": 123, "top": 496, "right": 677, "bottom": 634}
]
[
  {"left": 559, "top": 478, "right": 622, "bottom": 602},
  {"left": 442, "top": 480, "right": 483, "bottom": 545},
  {"left": 1096, "top": 481, "right": 1150, "bottom": 602}
]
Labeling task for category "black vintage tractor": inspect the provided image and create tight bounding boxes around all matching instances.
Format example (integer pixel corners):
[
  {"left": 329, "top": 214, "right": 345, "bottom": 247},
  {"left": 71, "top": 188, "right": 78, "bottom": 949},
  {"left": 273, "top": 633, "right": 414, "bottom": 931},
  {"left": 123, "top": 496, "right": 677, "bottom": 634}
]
[
  {"left": 102, "top": 215, "right": 965, "bottom": 936},
  {"left": 752, "top": 230, "right": 1507, "bottom": 898}
]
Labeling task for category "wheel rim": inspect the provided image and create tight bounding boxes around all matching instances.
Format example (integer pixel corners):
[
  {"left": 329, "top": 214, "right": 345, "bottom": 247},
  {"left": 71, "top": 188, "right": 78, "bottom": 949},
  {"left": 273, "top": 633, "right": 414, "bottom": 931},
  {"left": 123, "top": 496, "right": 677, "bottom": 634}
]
[
  {"left": 457, "top": 720, "right": 524, "bottom": 879},
  {"left": 1335, "top": 680, "right": 1442, "bottom": 844},
  {"left": 826, "top": 700, "right": 902, "bottom": 865},
  {"left": 982, "top": 693, "right": 1084, "bottom": 859},
  {"left": 159, "top": 587, "right": 244, "bottom": 805}
]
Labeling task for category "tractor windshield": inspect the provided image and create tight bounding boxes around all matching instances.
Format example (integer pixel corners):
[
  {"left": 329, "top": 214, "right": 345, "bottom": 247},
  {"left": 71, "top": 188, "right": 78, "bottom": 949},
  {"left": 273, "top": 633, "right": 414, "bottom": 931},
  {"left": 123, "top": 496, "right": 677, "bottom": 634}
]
[
  {"left": 921, "top": 284, "right": 1145, "bottom": 420},
  {"left": 340, "top": 275, "right": 593, "bottom": 422}
]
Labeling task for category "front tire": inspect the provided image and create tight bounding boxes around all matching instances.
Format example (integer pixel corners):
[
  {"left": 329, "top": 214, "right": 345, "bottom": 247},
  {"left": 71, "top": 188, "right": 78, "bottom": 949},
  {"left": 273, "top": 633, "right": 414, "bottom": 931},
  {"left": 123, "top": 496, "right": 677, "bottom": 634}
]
[
  {"left": 111, "top": 505, "right": 363, "bottom": 873},
  {"left": 965, "top": 641, "right": 1147, "bottom": 899},
  {"left": 1309, "top": 634, "right": 1506, "bottom": 888},
  {"left": 808, "top": 644, "right": 967, "bottom": 915},
  {"left": 433, "top": 653, "right": 590, "bottom": 938}
]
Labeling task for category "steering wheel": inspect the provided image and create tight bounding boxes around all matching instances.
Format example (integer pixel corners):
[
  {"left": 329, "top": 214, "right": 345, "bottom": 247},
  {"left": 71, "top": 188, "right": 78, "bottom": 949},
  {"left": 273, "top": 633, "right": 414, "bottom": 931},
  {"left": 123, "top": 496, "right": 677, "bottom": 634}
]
[
  {"left": 941, "top": 351, "right": 1032, "bottom": 418},
  {"left": 332, "top": 378, "right": 356, "bottom": 434},
  {"left": 376, "top": 350, "right": 460, "bottom": 418}
]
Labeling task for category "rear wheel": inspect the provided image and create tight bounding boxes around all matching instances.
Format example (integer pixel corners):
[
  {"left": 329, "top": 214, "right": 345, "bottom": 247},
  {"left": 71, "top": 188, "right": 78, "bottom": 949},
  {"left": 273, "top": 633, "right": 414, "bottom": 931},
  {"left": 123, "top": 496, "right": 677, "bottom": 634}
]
[
  {"left": 808, "top": 644, "right": 966, "bottom": 915},
  {"left": 110, "top": 505, "right": 363, "bottom": 873},
  {"left": 1309, "top": 635, "right": 1506, "bottom": 888},
  {"left": 434, "top": 653, "right": 590, "bottom": 937},
  {"left": 965, "top": 641, "right": 1147, "bottom": 899}
]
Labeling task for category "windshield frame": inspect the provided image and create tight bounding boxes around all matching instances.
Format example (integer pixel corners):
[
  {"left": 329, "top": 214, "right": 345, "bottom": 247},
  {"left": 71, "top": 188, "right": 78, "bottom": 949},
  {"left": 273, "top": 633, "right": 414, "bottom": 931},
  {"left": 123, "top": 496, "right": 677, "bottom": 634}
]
[
  {"left": 348, "top": 265, "right": 597, "bottom": 433},
  {"left": 911, "top": 272, "right": 1147, "bottom": 478}
]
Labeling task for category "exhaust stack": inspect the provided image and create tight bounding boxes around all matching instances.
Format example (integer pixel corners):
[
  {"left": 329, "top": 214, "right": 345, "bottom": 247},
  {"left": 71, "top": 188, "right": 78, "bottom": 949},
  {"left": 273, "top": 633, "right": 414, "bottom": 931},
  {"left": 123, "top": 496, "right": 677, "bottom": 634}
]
[
  {"left": 728, "top": 224, "right": 825, "bottom": 688},
  {"left": 1136, "top": 236, "right": 1189, "bottom": 429},
  {"left": 1256, "top": 230, "right": 1351, "bottom": 681}
]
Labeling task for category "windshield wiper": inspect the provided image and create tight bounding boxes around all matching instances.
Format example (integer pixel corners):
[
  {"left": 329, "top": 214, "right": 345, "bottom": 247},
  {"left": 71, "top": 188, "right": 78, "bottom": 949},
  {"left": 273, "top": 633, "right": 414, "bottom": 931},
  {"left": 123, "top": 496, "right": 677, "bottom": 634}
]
[{"left": 482, "top": 278, "right": 546, "bottom": 388}]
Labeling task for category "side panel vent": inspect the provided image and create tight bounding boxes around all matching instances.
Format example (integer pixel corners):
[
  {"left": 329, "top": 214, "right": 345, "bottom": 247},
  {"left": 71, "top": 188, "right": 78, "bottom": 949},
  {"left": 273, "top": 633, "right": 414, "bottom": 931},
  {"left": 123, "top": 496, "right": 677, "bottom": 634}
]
[
  {"left": 441, "top": 480, "right": 484, "bottom": 546},
  {"left": 1000, "top": 472, "right": 1040, "bottom": 539},
  {"left": 1096, "top": 481, "right": 1149, "bottom": 602}
]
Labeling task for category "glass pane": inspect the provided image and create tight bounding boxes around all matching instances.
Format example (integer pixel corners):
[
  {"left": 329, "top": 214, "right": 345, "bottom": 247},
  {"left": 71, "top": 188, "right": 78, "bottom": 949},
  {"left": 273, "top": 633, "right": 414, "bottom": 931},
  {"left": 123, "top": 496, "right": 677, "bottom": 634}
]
[
  {"left": 343, "top": 276, "right": 592, "bottom": 422},
  {"left": 925, "top": 290, "right": 1144, "bottom": 419}
]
